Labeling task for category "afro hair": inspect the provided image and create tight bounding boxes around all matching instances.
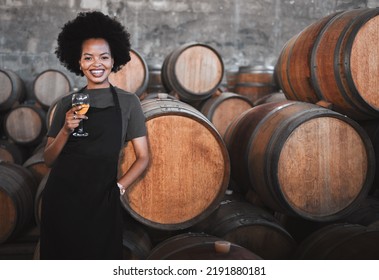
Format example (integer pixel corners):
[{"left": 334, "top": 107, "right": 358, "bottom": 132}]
[{"left": 55, "top": 11, "right": 131, "bottom": 76}]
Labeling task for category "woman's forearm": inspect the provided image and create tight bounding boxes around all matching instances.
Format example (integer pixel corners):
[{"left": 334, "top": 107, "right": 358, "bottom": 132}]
[
  {"left": 118, "top": 136, "right": 149, "bottom": 190},
  {"left": 43, "top": 129, "right": 71, "bottom": 167},
  {"left": 118, "top": 154, "right": 149, "bottom": 189},
  {"left": 44, "top": 106, "right": 86, "bottom": 167}
]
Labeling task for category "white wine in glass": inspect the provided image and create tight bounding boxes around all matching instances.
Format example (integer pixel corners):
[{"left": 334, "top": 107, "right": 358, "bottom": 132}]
[{"left": 72, "top": 93, "right": 90, "bottom": 137}]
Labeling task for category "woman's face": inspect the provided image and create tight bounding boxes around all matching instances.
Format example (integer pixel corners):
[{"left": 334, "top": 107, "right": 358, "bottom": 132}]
[{"left": 79, "top": 38, "right": 114, "bottom": 89}]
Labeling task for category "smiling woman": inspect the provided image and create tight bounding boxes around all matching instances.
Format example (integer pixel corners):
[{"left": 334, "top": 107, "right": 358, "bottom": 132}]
[{"left": 40, "top": 11, "right": 149, "bottom": 260}]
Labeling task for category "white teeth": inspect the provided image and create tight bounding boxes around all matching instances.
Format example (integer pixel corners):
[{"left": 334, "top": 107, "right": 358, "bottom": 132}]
[
  {"left": 91, "top": 70, "right": 104, "bottom": 74},
  {"left": 90, "top": 70, "right": 105, "bottom": 77}
]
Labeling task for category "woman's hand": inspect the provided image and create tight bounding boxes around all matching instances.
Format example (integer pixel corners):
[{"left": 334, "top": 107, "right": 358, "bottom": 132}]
[
  {"left": 44, "top": 106, "right": 89, "bottom": 167},
  {"left": 117, "top": 136, "right": 149, "bottom": 195},
  {"left": 63, "top": 105, "right": 88, "bottom": 135},
  {"left": 117, "top": 182, "right": 126, "bottom": 195}
]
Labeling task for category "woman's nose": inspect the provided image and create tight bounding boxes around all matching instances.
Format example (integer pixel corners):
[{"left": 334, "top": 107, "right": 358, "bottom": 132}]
[{"left": 92, "top": 58, "right": 102, "bottom": 67}]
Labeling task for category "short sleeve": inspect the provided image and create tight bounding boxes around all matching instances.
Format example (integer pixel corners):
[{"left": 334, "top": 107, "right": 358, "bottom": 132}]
[{"left": 125, "top": 96, "right": 147, "bottom": 142}]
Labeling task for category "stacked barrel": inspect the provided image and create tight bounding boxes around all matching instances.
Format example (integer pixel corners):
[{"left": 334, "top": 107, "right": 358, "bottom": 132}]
[
  {"left": 272, "top": 8, "right": 379, "bottom": 259},
  {"left": 126, "top": 8, "right": 379, "bottom": 260},
  {"left": 0, "top": 67, "right": 72, "bottom": 259},
  {"left": 1, "top": 7, "right": 378, "bottom": 260},
  {"left": 115, "top": 42, "right": 299, "bottom": 260}
]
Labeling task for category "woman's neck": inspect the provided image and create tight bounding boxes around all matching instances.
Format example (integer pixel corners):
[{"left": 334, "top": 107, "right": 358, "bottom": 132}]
[{"left": 86, "top": 80, "right": 110, "bottom": 90}]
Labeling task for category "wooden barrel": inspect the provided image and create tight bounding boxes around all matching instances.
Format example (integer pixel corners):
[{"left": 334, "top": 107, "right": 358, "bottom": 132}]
[
  {"left": 23, "top": 148, "right": 50, "bottom": 185},
  {"left": 274, "top": 12, "right": 340, "bottom": 103},
  {"left": 296, "top": 223, "right": 379, "bottom": 259},
  {"left": 234, "top": 65, "right": 278, "bottom": 103},
  {"left": 161, "top": 43, "right": 224, "bottom": 102},
  {"left": 0, "top": 140, "right": 25, "bottom": 164},
  {"left": 358, "top": 119, "right": 379, "bottom": 190},
  {"left": 337, "top": 196, "right": 379, "bottom": 226},
  {"left": 0, "top": 69, "right": 26, "bottom": 112},
  {"left": 32, "top": 69, "right": 71, "bottom": 109},
  {"left": 142, "top": 92, "right": 178, "bottom": 101},
  {"left": 45, "top": 95, "right": 63, "bottom": 130},
  {"left": 145, "top": 64, "right": 165, "bottom": 94},
  {"left": 0, "top": 226, "right": 39, "bottom": 260},
  {"left": 119, "top": 97, "right": 230, "bottom": 230},
  {"left": 193, "top": 197, "right": 297, "bottom": 260},
  {"left": 122, "top": 215, "right": 152, "bottom": 260},
  {"left": 34, "top": 172, "right": 49, "bottom": 226},
  {"left": 253, "top": 92, "right": 287, "bottom": 106},
  {"left": 275, "top": 8, "right": 379, "bottom": 120},
  {"left": 200, "top": 92, "right": 253, "bottom": 138},
  {"left": 274, "top": 212, "right": 330, "bottom": 244},
  {"left": 3, "top": 105, "right": 46, "bottom": 146},
  {"left": 147, "top": 232, "right": 262, "bottom": 260},
  {"left": 109, "top": 49, "right": 149, "bottom": 97},
  {"left": 224, "top": 101, "right": 375, "bottom": 221},
  {"left": 0, "top": 162, "right": 37, "bottom": 243},
  {"left": 225, "top": 69, "right": 239, "bottom": 92}
]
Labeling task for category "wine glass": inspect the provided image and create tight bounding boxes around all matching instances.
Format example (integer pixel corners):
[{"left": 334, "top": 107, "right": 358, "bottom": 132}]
[{"left": 72, "top": 93, "right": 90, "bottom": 137}]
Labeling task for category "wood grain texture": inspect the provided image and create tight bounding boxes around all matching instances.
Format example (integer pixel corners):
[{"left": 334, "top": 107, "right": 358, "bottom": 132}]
[
  {"left": 161, "top": 43, "right": 224, "bottom": 102},
  {"left": 0, "top": 70, "right": 25, "bottom": 112},
  {"left": 278, "top": 117, "right": 367, "bottom": 217},
  {"left": 227, "top": 101, "right": 374, "bottom": 221},
  {"left": 0, "top": 71, "right": 12, "bottom": 104},
  {"left": 200, "top": 92, "right": 253, "bottom": 138},
  {"left": 253, "top": 92, "right": 287, "bottom": 106},
  {"left": 350, "top": 15, "right": 379, "bottom": 110},
  {"left": 175, "top": 45, "right": 222, "bottom": 93},
  {"left": 109, "top": 49, "right": 148, "bottom": 97},
  {"left": 235, "top": 66, "right": 278, "bottom": 103},
  {"left": 193, "top": 199, "right": 296, "bottom": 260},
  {"left": 119, "top": 98, "right": 229, "bottom": 230},
  {"left": 4, "top": 106, "right": 46, "bottom": 145},
  {"left": 312, "top": 8, "right": 379, "bottom": 119},
  {"left": 313, "top": 10, "right": 367, "bottom": 116},
  {"left": 276, "top": 8, "right": 379, "bottom": 120},
  {"left": 275, "top": 36, "right": 298, "bottom": 100},
  {"left": 33, "top": 70, "right": 70, "bottom": 109},
  {"left": 283, "top": 12, "right": 340, "bottom": 103}
]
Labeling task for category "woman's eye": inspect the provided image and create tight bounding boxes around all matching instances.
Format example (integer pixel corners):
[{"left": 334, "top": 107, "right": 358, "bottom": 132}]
[
  {"left": 84, "top": 57, "right": 92, "bottom": 61},
  {"left": 101, "top": 56, "right": 109, "bottom": 60}
]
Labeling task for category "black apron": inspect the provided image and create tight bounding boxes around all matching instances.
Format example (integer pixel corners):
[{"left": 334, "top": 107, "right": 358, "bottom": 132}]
[{"left": 40, "top": 85, "right": 123, "bottom": 260}]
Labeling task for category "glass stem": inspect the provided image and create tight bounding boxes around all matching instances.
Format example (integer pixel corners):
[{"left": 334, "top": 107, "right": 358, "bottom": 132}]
[{"left": 77, "top": 120, "right": 84, "bottom": 133}]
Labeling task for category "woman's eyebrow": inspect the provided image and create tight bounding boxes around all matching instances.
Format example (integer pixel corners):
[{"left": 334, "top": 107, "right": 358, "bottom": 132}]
[{"left": 82, "top": 52, "right": 111, "bottom": 56}]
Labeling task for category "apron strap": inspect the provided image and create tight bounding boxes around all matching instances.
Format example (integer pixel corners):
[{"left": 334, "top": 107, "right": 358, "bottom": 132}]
[
  {"left": 109, "top": 83, "right": 122, "bottom": 116},
  {"left": 77, "top": 86, "right": 87, "bottom": 93},
  {"left": 109, "top": 83, "right": 123, "bottom": 148}
]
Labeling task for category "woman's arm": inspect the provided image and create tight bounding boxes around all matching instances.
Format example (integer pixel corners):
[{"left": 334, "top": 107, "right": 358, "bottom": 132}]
[
  {"left": 43, "top": 106, "right": 86, "bottom": 167},
  {"left": 117, "top": 136, "right": 149, "bottom": 193}
]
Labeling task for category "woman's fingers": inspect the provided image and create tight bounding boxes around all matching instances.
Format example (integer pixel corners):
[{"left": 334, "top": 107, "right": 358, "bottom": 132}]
[
  {"left": 72, "top": 105, "right": 88, "bottom": 119},
  {"left": 64, "top": 108, "right": 86, "bottom": 133}
]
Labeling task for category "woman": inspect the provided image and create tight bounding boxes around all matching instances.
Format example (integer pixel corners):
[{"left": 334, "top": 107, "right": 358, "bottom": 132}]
[{"left": 40, "top": 11, "right": 149, "bottom": 259}]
